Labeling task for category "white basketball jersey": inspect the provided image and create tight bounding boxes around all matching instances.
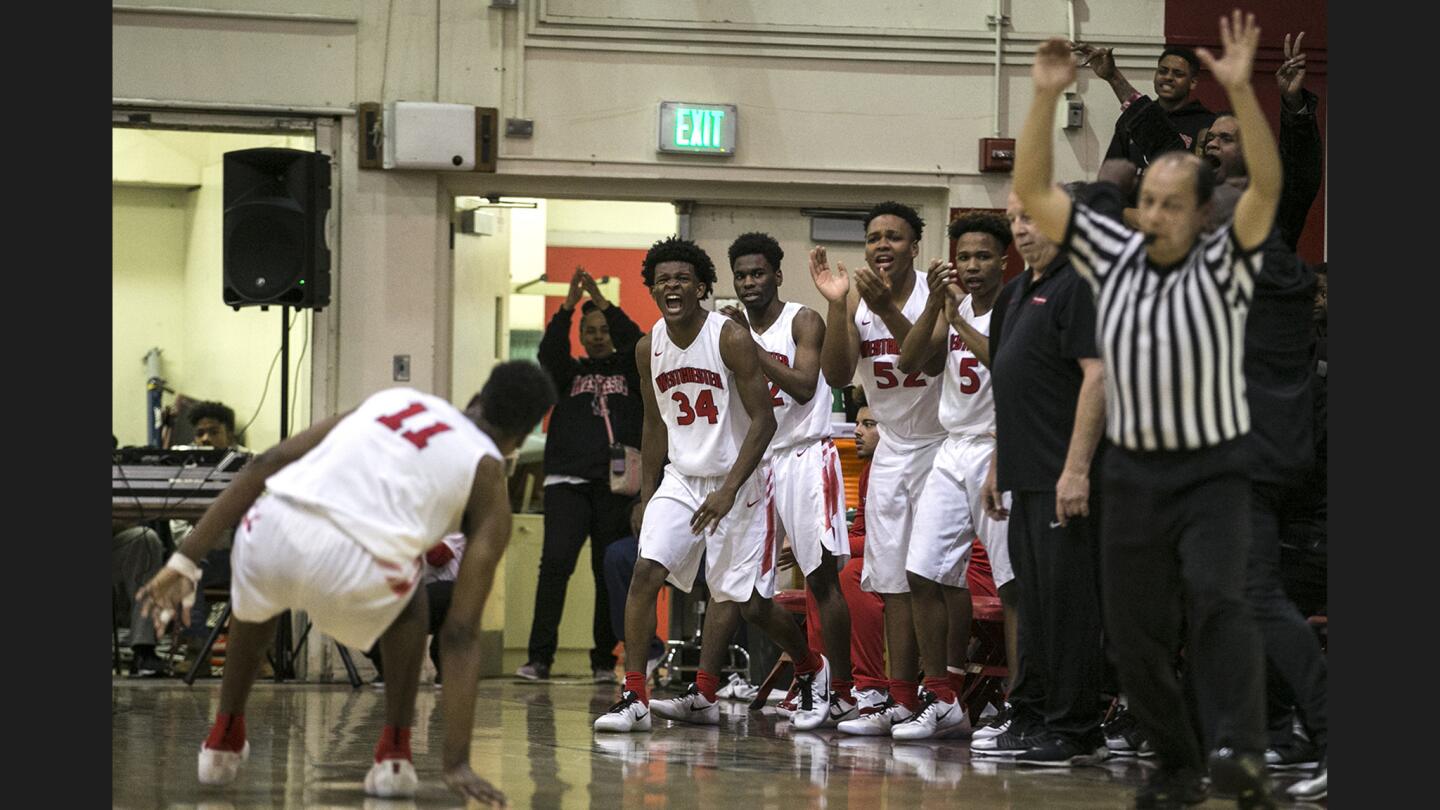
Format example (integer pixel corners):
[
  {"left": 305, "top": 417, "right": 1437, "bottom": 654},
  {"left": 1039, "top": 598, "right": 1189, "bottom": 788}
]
[
  {"left": 939, "top": 296, "right": 996, "bottom": 436},
  {"left": 650, "top": 312, "right": 750, "bottom": 478},
  {"left": 265, "top": 388, "right": 500, "bottom": 566},
  {"left": 753, "top": 302, "right": 833, "bottom": 453},
  {"left": 855, "top": 271, "right": 945, "bottom": 449}
]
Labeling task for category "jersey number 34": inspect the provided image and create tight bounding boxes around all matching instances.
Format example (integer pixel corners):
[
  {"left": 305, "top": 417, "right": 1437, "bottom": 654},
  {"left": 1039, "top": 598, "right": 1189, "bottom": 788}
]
[{"left": 673, "top": 390, "right": 720, "bottom": 425}]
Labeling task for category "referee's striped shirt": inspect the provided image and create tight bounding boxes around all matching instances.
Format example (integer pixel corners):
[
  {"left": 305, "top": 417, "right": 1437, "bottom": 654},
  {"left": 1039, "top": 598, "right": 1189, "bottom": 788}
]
[{"left": 1064, "top": 202, "right": 1261, "bottom": 452}]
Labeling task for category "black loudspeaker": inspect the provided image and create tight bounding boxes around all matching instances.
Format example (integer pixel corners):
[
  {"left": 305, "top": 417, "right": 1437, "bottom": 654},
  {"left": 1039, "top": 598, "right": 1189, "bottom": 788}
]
[{"left": 223, "top": 148, "right": 331, "bottom": 310}]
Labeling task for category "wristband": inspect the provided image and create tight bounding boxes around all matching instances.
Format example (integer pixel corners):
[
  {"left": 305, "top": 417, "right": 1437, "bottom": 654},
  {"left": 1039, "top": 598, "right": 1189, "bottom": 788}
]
[{"left": 166, "top": 552, "right": 203, "bottom": 585}]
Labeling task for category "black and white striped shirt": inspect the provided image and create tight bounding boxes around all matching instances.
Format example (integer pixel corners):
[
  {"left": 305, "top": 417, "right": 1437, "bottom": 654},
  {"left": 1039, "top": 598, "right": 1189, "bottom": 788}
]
[{"left": 1064, "top": 202, "right": 1261, "bottom": 452}]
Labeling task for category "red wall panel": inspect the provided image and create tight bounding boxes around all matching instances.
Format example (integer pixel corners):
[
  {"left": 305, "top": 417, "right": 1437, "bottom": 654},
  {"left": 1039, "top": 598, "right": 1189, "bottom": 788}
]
[
  {"left": 1165, "top": 1, "right": 1327, "bottom": 263},
  {"left": 541, "top": 246, "right": 662, "bottom": 347}
]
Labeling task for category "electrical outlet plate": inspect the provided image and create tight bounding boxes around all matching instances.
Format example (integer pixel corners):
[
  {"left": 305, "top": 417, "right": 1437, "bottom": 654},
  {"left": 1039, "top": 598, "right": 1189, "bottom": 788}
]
[
  {"left": 1061, "top": 92, "right": 1084, "bottom": 130},
  {"left": 393, "top": 354, "right": 411, "bottom": 382}
]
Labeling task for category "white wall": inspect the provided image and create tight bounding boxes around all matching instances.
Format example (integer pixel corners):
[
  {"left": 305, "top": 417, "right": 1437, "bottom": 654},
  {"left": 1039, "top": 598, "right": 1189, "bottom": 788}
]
[{"left": 115, "top": 0, "right": 1170, "bottom": 415}]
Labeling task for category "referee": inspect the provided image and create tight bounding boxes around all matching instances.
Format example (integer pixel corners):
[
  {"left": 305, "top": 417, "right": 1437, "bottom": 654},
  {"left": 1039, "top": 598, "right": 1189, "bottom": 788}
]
[{"left": 1014, "top": 13, "right": 1281, "bottom": 810}]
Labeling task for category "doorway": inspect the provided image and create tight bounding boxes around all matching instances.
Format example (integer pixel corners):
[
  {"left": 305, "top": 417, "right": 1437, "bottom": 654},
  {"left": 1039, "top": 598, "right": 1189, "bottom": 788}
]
[{"left": 112, "top": 117, "right": 333, "bottom": 451}]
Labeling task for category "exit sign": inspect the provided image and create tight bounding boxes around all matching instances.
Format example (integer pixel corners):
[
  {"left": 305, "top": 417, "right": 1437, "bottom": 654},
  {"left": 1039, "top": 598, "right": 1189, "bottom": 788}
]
[{"left": 658, "top": 102, "right": 737, "bottom": 155}]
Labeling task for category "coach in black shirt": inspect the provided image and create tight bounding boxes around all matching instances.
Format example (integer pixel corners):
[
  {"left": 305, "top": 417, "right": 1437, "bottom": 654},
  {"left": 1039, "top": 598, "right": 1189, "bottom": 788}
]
[
  {"left": 973, "top": 192, "right": 1107, "bottom": 765},
  {"left": 1015, "top": 14, "right": 1282, "bottom": 807},
  {"left": 518, "top": 268, "right": 645, "bottom": 683}
]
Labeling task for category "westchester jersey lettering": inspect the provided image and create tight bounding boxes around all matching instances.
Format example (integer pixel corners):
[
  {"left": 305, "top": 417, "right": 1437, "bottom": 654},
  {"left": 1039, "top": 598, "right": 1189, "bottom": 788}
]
[
  {"left": 860, "top": 338, "right": 899, "bottom": 358},
  {"left": 654, "top": 367, "right": 725, "bottom": 392}
]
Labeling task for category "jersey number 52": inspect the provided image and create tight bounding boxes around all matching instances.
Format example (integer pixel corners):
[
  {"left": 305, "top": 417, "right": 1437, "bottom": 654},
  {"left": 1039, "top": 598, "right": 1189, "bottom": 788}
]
[{"left": 872, "top": 360, "right": 927, "bottom": 389}]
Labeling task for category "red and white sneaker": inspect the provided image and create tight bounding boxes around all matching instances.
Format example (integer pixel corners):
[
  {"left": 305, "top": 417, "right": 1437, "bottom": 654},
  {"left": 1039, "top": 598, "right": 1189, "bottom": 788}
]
[
  {"left": 198, "top": 741, "right": 250, "bottom": 786},
  {"left": 365, "top": 757, "right": 419, "bottom": 798}
]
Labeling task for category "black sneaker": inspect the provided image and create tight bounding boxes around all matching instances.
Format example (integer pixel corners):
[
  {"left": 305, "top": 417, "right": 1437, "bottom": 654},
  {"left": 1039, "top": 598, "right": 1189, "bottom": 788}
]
[
  {"left": 972, "top": 702, "right": 1015, "bottom": 741},
  {"left": 1014, "top": 732, "right": 1108, "bottom": 767},
  {"left": 130, "top": 650, "right": 171, "bottom": 678},
  {"left": 1104, "top": 706, "right": 1155, "bottom": 757},
  {"left": 971, "top": 711, "right": 1042, "bottom": 757},
  {"left": 1264, "top": 737, "right": 1319, "bottom": 771},
  {"left": 1134, "top": 767, "right": 1208, "bottom": 809},
  {"left": 1285, "top": 755, "right": 1326, "bottom": 802},
  {"left": 1208, "top": 748, "right": 1277, "bottom": 809}
]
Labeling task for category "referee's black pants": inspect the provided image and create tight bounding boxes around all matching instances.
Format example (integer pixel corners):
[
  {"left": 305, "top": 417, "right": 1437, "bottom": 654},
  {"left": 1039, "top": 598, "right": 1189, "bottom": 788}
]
[
  {"left": 1248, "top": 481, "right": 1328, "bottom": 753},
  {"left": 526, "top": 482, "right": 634, "bottom": 670},
  {"left": 1006, "top": 490, "right": 1105, "bottom": 743},
  {"left": 1101, "top": 440, "right": 1266, "bottom": 772}
]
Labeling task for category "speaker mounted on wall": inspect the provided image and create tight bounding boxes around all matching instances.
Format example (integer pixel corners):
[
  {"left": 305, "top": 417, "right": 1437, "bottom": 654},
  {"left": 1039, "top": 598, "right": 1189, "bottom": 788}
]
[{"left": 223, "top": 148, "right": 332, "bottom": 311}]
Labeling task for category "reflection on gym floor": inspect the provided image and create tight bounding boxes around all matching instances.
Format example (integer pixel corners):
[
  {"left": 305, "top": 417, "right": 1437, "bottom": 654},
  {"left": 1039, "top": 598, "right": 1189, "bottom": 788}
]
[{"left": 112, "top": 680, "right": 1315, "bottom": 808}]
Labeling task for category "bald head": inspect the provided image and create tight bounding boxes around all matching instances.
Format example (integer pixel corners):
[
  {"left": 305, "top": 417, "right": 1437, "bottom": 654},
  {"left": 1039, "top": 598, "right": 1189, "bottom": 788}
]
[{"left": 1136, "top": 153, "right": 1215, "bottom": 265}]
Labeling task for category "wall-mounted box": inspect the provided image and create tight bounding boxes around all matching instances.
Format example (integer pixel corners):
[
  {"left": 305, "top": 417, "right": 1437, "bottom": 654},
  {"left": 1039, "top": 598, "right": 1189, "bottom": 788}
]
[
  {"left": 979, "top": 137, "right": 1016, "bottom": 173},
  {"left": 368, "top": 102, "right": 498, "bottom": 172}
]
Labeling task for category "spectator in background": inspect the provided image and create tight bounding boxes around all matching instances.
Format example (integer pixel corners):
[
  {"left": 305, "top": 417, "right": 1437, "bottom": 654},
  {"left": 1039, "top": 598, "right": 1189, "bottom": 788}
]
[
  {"left": 1284, "top": 260, "right": 1325, "bottom": 617},
  {"left": 170, "top": 400, "right": 250, "bottom": 667},
  {"left": 519, "top": 267, "right": 645, "bottom": 683},
  {"left": 1203, "top": 32, "right": 1322, "bottom": 252},
  {"left": 1073, "top": 42, "right": 1216, "bottom": 171},
  {"left": 114, "top": 518, "right": 168, "bottom": 676}
]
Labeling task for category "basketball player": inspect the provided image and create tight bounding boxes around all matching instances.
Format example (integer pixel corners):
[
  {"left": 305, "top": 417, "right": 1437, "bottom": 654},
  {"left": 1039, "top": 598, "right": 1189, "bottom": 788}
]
[
  {"left": 891, "top": 212, "right": 1012, "bottom": 740},
  {"left": 594, "top": 237, "right": 832, "bottom": 733},
  {"left": 811, "top": 201, "right": 948, "bottom": 735},
  {"left": 719, "top": 232, "right": 855, "bottom": 727},
  {"left": 136, "top": 362, "right": 557, "bottom": 805}
]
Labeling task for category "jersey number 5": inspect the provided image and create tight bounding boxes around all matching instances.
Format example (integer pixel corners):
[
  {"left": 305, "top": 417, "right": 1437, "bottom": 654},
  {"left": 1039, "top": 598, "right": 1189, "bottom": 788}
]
[
  {"left": 376, "top": 402, "right": 453, "bottom": 449},
  {"left": 673, "top": 390, "right": 720, "bottom": 425},
  {"left": 958, "top": 357, "right": 981, "bottom": 394},
  {"left": 872, "top": 360, "right": 927, "bottom": 390}
]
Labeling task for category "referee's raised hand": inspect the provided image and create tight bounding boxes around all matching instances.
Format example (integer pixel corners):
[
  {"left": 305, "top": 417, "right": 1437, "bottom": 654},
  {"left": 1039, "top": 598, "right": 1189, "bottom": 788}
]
[{"left": 1195, "top": 9, "right": 1260, "bottom": 91}]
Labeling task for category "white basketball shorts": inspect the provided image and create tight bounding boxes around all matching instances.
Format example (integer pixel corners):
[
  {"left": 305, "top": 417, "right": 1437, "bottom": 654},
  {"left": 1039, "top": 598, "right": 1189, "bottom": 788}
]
[
  {"left": 638, "top": 463, "right": 776, "bottom": 603},
  {"left": 230, "top": 492, "right": 422, "bottom": 651},
  {"left": 770, "top": 438, "right": 849, "bottom": 577},
  {"left": 905, "top": 433, "right": 1013, "bottom": 589},
  {"left": 861, "top": 432, "right": 944, "bottom": 594}
]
